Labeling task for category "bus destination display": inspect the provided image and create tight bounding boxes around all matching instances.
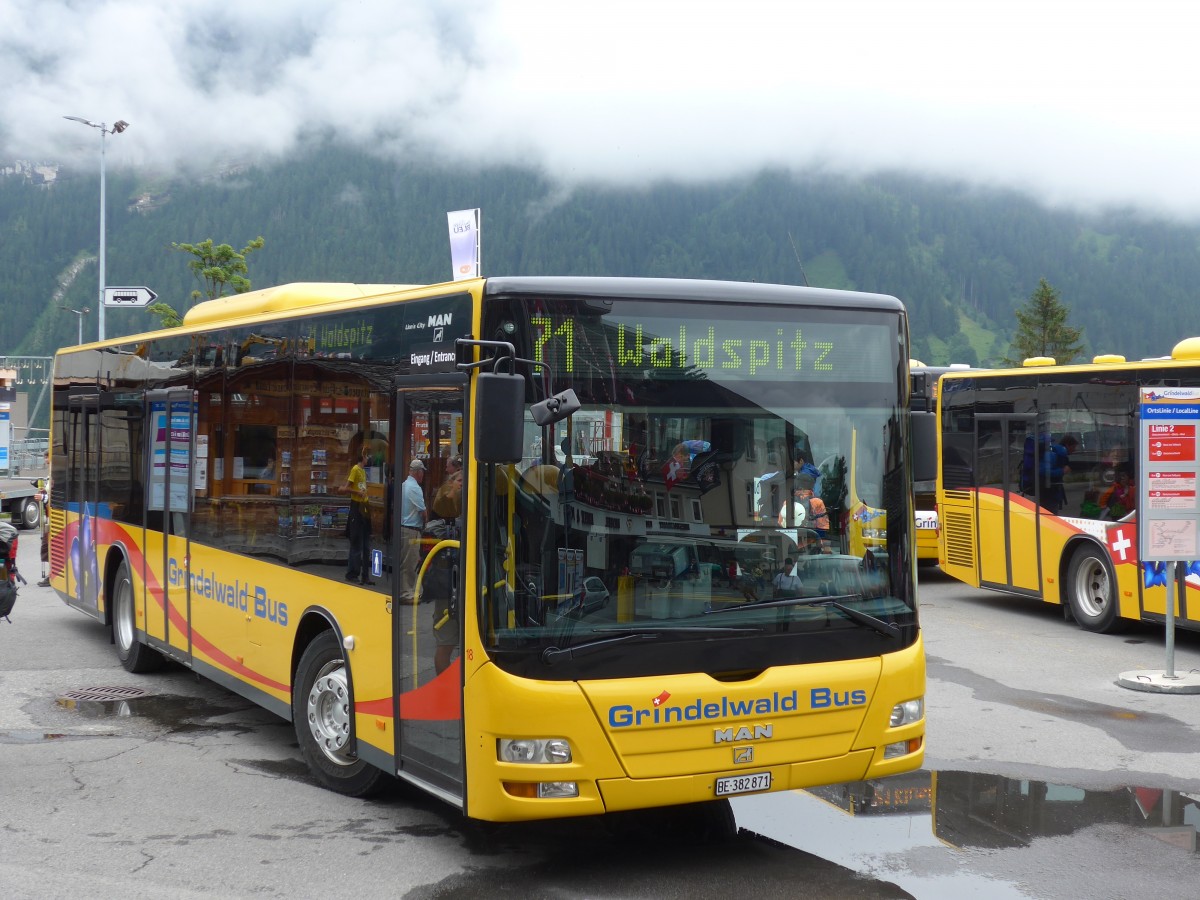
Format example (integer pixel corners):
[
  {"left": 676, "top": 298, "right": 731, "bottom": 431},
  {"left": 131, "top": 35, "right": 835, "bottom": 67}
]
[{"left": 531, "top": 312, "right": 895, "bottom": 383}]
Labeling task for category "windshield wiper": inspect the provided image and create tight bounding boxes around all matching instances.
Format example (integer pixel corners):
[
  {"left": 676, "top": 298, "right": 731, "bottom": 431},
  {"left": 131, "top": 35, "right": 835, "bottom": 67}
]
[
  {"left": 541, "top": 625, "right": 760, "bottom": 665},
  {"left": 704, "top": 593, "right": 902, "bottom": 639}
]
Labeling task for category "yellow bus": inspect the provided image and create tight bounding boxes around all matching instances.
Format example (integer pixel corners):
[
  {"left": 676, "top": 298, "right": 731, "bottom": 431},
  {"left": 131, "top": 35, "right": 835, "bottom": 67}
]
[
  {"left": 49, "top": 276, "right": 924, "bottom": 821},
  {"left": 909, "top": 362, "right": 975, "bottom": 563},
  {"left": 937, "top": 343, "right": 1200, "bottom": 633}
]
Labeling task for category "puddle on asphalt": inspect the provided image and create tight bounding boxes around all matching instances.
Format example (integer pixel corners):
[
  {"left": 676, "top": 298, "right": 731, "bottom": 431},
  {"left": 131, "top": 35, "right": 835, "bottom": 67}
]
[
  {"left": 0, "top": 731, "right": 97, "bottom": 744},
  {"left": 37, "top": 692, "right": 1200, "bottom": 894},
  {"left": 54, "top": 691, "right": 267, "bottom": 733},
  {"left": 734, "top": 770, "right": 1200, "bottom": 899}
]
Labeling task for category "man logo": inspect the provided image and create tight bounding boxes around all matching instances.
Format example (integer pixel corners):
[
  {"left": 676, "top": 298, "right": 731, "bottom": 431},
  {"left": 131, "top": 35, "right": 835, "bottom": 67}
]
[
  {"left": 733, "top": 747, "right": 754, "bottom": 764},
  {"left": 714, "top": 724, "right": 773, "bottom": 743}
]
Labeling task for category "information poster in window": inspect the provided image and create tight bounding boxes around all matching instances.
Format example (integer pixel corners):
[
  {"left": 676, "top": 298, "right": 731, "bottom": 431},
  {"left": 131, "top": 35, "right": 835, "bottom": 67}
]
[
  {"left": 149, "top": 400, "right": 168, "bottom": 510},
  {"left": 168, "top": 398, "right": 195, "bottom": 512},
  {"left": 148, "top": 396, "right": 196, "bottom": 512}
]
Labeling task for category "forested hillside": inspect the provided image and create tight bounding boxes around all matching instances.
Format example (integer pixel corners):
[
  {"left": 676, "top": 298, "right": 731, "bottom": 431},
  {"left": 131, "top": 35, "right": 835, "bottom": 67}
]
[{"left": 3, "top": 142, "right": 1199, "bottom": 365}]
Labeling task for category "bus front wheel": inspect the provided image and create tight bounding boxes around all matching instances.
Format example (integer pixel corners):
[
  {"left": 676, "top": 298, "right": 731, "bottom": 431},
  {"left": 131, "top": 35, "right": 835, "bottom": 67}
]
[
  {"left": 1065, "top": 546, "right": 1124, "bottom": 633},
  {"left": 293, "top": 631, "right": 386, "bottom": 798}
]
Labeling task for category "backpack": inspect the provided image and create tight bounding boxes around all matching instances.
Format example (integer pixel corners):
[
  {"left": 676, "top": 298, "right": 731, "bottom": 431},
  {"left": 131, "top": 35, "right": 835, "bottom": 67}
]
[
  {"left": 0, "top": 580, "right": 15, "bottom": 621},
  {"left": 0, "top": 520, "right": 18, "bottom": 621},
  {"left": 806, "top": 495, "right": 830, "bottom": 532}
]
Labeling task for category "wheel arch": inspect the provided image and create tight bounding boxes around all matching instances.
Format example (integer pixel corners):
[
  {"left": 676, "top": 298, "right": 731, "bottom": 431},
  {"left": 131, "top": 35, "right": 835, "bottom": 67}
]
[
  {"left": 291, "top": 607, "right": 352, "bottom": 718},
  {"left": 101, "top": 542, "right": 133, "bottom": 631},
  {"left": 1061, "top": 534, "right": 1130, "bottom": 633},
  {"left": 1057, "top": 534, "right": 1111, "bottom": 605}
]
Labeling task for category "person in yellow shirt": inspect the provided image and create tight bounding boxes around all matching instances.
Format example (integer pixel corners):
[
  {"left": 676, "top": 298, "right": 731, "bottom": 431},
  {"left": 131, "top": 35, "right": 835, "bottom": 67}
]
[{"left": 342, "top": 448, "right": 373, "bottom": 584}]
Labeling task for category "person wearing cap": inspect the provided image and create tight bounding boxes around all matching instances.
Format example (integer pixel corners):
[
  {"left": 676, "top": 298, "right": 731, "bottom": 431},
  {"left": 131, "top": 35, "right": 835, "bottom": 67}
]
[{"left": 399, "top": 458, "right": 427, "bottom": 604}]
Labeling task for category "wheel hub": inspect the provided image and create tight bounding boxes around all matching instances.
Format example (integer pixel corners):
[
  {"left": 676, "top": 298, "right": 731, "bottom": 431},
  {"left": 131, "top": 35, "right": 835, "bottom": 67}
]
[
  {"left": 1075, "top": 559, "right": 1109, "bottom": 617},
  {"left": 306, "top": 662, "right": 352, "bottom": 765}
]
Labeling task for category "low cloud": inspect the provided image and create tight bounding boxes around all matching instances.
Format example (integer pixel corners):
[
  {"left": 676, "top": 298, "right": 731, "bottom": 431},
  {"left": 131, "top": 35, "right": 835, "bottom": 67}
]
[{"left": 4, "top": 0, "right": 1199, "bottom": 217}]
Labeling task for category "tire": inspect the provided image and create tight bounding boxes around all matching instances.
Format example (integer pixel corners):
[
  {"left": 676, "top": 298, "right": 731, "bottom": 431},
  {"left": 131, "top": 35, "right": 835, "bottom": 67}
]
[
  {"left": 293, "top": 631, "right": 387, "bottom": 797},
  {"left": 1065, "top": 545, "right": 1126, "bottom": 633},
  {"left": 19, "top": 497, "right": 41, "bottom": 531},
  {"left": 113, "top": 560, "right": 164, "bottom": 673}
]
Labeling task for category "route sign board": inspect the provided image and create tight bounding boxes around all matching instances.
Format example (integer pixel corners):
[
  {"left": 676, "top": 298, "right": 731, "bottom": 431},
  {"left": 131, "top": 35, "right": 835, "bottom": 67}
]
[
  {"left": 103, "top": 286, "right": 158, "bottom": 308},
  {"left": 1139, "top": 389, "right": 1200, "bottom": 562}
]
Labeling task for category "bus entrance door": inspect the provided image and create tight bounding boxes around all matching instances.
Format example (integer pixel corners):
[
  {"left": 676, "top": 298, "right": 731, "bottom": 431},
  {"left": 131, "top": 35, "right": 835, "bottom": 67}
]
[
  {"left": 392, "top": 378, "right": 466, "bottom": 807},
  {"left": 64, "top": 392, "right": 101, "bottom": 615},
  {"left": 977, "top": 415, "right": 1040, "bottom": 593},
  {"left": 145, "top": 390, "right": 196, "bottom": 663}
]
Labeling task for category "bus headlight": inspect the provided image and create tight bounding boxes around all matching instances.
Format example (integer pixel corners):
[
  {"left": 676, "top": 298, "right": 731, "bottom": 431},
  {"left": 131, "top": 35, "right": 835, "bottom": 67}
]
[
  {"left": 498, "top": 738, "right": 573, "bottom": 764},
  {"left": 889, "top": 697, "right": 923, "bottom": 727},
  {"left": 862, "top": 528, "right": 887, "bottom": 540}
]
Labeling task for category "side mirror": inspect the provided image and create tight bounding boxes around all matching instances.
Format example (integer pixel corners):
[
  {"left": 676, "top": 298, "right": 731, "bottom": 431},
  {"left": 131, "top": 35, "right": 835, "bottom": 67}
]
[
  {"left": 530, "top": 389, "right": 581, "bottom": 427},
  {"left": 475, "top": 372, "right": 525, "bottom": 464}
]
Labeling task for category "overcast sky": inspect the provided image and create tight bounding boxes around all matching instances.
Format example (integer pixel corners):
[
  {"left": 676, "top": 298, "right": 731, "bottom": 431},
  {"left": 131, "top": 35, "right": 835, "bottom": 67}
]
[{"left": 3, "top": 0, "right": 1197, "bottom": 216}]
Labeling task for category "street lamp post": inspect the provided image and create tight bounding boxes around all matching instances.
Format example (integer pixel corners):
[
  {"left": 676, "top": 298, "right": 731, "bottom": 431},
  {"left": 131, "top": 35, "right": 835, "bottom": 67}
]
[
  {"left": 60, "top": 307, "right": 90, "bottom": 345},
  {"left": 63, "top": 116, "right": 129, "bottom": 342}
]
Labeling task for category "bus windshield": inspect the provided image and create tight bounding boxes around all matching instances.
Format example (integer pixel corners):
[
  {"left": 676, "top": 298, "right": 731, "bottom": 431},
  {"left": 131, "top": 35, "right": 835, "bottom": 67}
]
[{"left": 480, "top": 294, "right": 915, "bottom": 679}]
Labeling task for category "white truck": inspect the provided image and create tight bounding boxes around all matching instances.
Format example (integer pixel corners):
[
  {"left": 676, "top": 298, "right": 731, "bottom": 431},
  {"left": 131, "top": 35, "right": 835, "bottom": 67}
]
[{"left": 0, "top": 477, "right": 45, "bottom": 530}]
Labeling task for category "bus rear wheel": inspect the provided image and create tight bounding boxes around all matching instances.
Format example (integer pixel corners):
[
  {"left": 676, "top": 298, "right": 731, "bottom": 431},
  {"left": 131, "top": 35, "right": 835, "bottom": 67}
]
[
  {"left": 1065, "top": 546, "right": 1125, "bottom": 634},
  {"left": 293, "top": 631, "right": 387, "bottom": 797},
  {"left": 113, "top": 560, "right": 163, "bottom": 673}
]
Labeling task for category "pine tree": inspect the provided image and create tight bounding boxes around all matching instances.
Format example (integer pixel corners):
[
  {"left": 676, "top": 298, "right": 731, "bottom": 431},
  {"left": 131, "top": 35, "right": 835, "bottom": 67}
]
[{"left": 1002, "top": 278, "right": 1083, "bottom": 365}]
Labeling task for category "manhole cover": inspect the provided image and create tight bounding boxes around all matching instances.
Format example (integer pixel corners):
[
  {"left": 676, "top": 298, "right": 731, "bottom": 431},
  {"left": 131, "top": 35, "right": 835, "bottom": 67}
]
[{"left": 59, "top": 686, "right": 151, "bottom": 702}]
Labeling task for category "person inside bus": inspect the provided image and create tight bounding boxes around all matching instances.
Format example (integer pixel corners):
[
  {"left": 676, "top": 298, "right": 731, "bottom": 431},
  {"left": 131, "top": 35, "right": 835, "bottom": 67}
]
[
  {"left": 342, "top": 447, "right": 374, "bottom": 584},
  {"left": 399, "top": 458, "right": 427, "bottom": 604},
  {"left": 793, "top": 450, "right": 823, "bottom": 497},
  {"left": 1041, "top": 434, "right": 1076, "bottom": 513},
  {"left": 781, "top": 473, "right": 830, "bottom": 551},
  {"left": 431, "top": 462, "right": 463, "bottom": 524},
  {"left": 424, "top": 455, "right": 463, "bottom": 673},
  {"left": 1099, "top": 463, "right": 1135, "bottom": 519}
]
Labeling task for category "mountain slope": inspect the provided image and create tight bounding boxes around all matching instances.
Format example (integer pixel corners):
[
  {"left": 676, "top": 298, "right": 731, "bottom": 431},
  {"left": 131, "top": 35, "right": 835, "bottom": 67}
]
[{"left": 3, "top": 144, "right": 1197, "bottom": 365}]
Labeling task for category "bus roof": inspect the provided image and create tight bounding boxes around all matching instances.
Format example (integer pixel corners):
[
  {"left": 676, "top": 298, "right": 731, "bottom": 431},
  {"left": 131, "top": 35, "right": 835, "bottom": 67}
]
[
  {"left": 182, "top": 282, "right": 424, "bottom": 327},
  {"left": 937, "top": 349, "right": 1200, "bottom": 381},
  {"left": 484, "top": 276, "right": 905, "bottom": 311},
  {"left": 55, "top": 277, "right": 906, "bottom": 357}
]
